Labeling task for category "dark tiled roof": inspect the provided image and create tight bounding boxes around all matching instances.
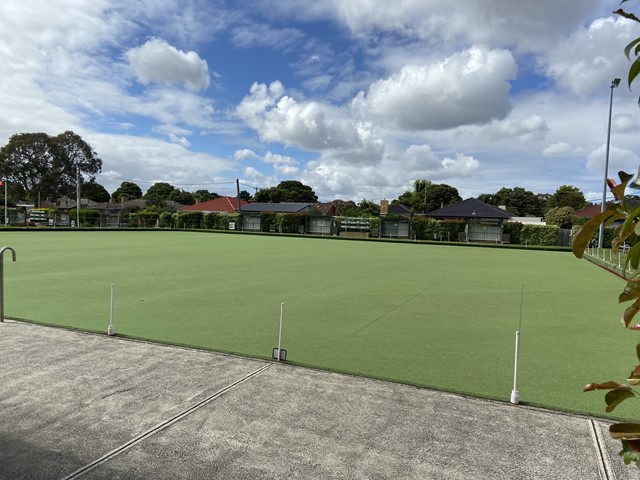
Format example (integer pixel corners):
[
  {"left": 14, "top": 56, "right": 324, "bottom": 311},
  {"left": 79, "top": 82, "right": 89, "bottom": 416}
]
[
  {"left": 240, "top": 202, "right": 312, "bottom": 213},
  {"left": 388, "top": 204, "right": 411, "bottom": 215},
  {"left": 426, "top": 198, "right": 513, "bottom": 219}
]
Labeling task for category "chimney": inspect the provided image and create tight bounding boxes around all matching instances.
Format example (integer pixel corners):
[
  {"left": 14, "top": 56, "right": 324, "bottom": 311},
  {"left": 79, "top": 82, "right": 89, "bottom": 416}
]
[{"left": 380, "top": 199, "right": 389, "bottom": 215}]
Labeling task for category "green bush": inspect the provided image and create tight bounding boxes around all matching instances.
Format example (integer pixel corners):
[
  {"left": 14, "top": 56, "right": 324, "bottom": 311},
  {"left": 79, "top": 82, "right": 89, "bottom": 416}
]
[
  {"left": 411, "top": 217, "right": 464, "bottom": 241},
  {"left": 175, "top": 211, "right": 204, "bottom": 229},
  {"left": 159, "top": 211, "right": 173, "bottom": 228},
  {"left": 135, "top": 210, "right": 160, "bottom": 227},
  {"left": 521, "top": 224, "right": 560, "bottom": 246},
  {"left": 260, "top": 212, "right": 277, "bottom": 232},
  {"left": 69, "top": 208, "right": 100, "bottom": 220},
  {"left": 204, "top": 212, "right": 240, "bottom": 230},
  {"left": 276, "top": 213, "right": 305, "bottom": 233},
  {"left": 503, "top": 222, "right": 524, "bottom": 244}
]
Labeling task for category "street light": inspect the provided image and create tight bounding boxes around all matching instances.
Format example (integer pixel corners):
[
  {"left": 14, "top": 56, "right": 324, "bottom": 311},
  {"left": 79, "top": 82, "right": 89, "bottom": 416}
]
[{"left": 598, "top": 77, "right": 621, "bottom": 249}]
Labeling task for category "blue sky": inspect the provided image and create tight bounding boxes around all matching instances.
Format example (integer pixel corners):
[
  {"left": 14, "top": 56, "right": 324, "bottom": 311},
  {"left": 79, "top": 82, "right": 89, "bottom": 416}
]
[{"left": 2, "top": 0, "right": 640, "bottom": 203}]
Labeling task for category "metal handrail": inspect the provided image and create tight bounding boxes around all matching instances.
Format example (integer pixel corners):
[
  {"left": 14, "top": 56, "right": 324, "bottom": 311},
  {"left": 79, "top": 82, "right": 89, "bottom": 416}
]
[{"left": 0, "top": 246, "right": 16, "bottom": 322}]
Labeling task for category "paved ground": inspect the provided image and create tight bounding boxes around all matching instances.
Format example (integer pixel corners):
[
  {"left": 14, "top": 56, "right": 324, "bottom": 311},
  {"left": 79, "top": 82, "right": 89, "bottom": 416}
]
[{"left": 1, "top": 320, "right": 639, "bottom": 479}]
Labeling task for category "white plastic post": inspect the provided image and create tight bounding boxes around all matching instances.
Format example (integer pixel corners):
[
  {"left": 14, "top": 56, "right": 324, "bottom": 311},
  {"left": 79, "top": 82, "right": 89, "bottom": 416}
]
[
  {"left": 276, "top": 303, "right": 284, "bottom": 361},
  {"left": 510, "top": 330, "right": 520, "bottom": 404},
  {"left": 107, "top": 284, "right": 115, "bottom": 336}
]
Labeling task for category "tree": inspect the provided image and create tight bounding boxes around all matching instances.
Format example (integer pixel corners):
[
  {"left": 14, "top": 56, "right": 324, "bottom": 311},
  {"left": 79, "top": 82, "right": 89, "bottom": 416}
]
[
  {"left": 546, "top": 185, "right": 588, "bottom": 211},
  {"left": 112, "top": 181, "right": 142, "bottom": 202},
  {"left": 543, "top": 206, "right": 576, "bottom": 229},
  {"left": 424, "top": 183, "right": 461, "bottom": 212},
  {"left": 357, "top": 199, "right": 380, "bottom": 217},
  {"left": 333, "top": 199, "right": 358, "bottom": 216},
  {"left": 479, "top": 187, "right": 543, "bottom": 216},
  {"left": 193, "top": 189, "right": 220, "bottom": 203},
  {"left": 52, "top": 131, "right": 102, "bottom": 196},
  {"left": 144, "top": 182, "right": 176, "bottom": 200},
  {"left": 81, "top": 181, "right": 110, "bottom": 202},
  {"left": 253, "top": 180, "right": 318, "bottom": 202},
  {"left": 0, "top": 131, "right": 101, "bottom": 203},
  {"left": 168, "top": 189, "right": 194, "bottom": 205},
  {"left": 394, "top": 180, "right": 461, "bottom": 213},
  {"left": 238, "top": 190, "right": 251, "bottom": 201}
]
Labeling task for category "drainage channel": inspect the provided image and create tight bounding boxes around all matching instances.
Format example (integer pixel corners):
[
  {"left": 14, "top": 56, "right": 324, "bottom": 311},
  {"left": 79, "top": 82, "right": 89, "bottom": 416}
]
[
  {"left": 589, "top": 419, "right": 615, "bottom": 480},
  {"left": 61, "top": 363, "right": 272, "bottom": 480}
]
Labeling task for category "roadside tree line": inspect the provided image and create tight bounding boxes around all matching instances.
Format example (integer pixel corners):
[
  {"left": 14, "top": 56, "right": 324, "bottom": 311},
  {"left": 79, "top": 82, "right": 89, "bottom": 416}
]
[{"left": 0, "top": 131, "right": 622, "bottom": 230}]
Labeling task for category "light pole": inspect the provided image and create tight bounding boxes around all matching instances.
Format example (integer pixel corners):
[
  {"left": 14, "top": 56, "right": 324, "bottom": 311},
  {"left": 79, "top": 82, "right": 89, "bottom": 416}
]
[
  {"left": 3, "top": 180, "right": 6, "bottom": 226},
  {"left": 598, "top": 77, "right": 621, "bottom": 249}
]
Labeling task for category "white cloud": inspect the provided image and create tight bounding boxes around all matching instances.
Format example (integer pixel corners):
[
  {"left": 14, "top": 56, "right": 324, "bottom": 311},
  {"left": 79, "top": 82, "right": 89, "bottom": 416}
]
[
  {"left": 237, "top": 81, "right": 385, "bottom": 164},
  {"left": 87, "top": 133, "right": 232, "bottom": 193},
  {"left": 253, "top": 0, "right": 599, "bottom": 52},
  {"left": 152, "top": 124, "right": 193, "bottom": 147},
  {"left": 586, "top": 144, "right": 640, "bottom": 174},
  {"left": 129, "top": 87, "right": 217, "bottom": 130},
  {"left": 264, "top": 151, "right": 300, "bottom": 176},
  {"left": 539, "top": 16, "right": 635, "bottom": 97},
  {"left": 352, "top": 46, "right": 517, "bottom": 130},
  {"left": 481, "top": 115, "right": 549, "bottom": 142},
  {"left": 401, "top": 145, "right": 479, "bottom": 179},
  {"left": 126, "top": 38, "right": 210, "bottom": 91},
  {"left": 613, "top": 114, "right": 640, "bottom": 134},
  {"left": 230, "top": 22, "right": 305, "bottom": 50},
  {"left": 233, "top": 149, "right": 260, "bottom": 161},
  {"left": 543, "top": 142, "right": 573, "bottom": 156}
]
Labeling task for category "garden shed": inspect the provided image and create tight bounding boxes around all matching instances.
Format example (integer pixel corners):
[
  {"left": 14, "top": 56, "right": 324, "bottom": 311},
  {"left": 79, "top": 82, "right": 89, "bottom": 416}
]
[{"left": 426, "top": 198, "right": 513, "bottom": 243}]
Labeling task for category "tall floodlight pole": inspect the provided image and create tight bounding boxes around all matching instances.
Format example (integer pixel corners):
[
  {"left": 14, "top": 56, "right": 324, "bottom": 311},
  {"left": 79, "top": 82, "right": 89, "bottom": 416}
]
[{"left": 598, "top": 78, "right": 621, "bottom": 249}]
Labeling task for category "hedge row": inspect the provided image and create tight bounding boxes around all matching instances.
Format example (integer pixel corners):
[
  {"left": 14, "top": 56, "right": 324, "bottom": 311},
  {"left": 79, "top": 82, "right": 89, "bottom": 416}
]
[{"left": 165, "top": 211, "right": 240, "bottom": 230}]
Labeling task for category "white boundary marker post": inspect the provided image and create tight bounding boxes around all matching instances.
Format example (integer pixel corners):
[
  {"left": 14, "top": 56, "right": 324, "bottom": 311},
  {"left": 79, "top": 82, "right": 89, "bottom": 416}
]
[
  {"left": 511, "top": 330, "right": 520, "bottom": 404},
  {"left": 107, "top": 284, "right": 115, "bottom": 336},
  {"left": 277, "top": 302, "right": 284, "bottom": 361},
  {"left": 511, "top": 284, "right": 524, "bottom": 405}
]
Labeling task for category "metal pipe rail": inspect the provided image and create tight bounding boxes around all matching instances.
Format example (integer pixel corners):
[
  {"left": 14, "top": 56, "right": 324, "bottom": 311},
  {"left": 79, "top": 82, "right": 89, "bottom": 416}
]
[{"left": 0, "top": 246, "right": 16, "bottom": 322}]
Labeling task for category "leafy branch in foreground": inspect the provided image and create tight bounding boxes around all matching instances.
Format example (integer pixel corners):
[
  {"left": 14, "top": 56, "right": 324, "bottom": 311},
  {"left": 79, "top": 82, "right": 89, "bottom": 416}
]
[{"left": 572, "top": 171, "right": 640, "bottom": 465}]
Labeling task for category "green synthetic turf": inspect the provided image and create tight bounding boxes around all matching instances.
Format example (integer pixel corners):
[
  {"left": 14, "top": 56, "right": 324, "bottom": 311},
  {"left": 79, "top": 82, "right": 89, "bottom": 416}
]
[{"left": 1, "top": 230, "right": 635, "bottom": 418}]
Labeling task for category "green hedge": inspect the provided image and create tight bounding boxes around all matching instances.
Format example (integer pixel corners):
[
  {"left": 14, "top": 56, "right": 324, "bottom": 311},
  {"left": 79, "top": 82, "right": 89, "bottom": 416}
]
[
  {"left": 159, "top": 211, "right": 173, "bottom": 228},
  {"left": 503, "top": 222, "right": 524, "bottom": 245},
  {"left": 260, "top": 212, "right": 277, "bottom": 232},
  {"left": 276, "top": 213, "right": 305, "bottom": 233},
  {"left": 521, "top": 224, "right": 560, "bottom": 246},
  {"left": 174, "top": 211, "right": 204, "bottom": 229},
  {"left": 204, "top": 212, "right": 240, "bottom": 230},
  {"left": 410, "top": 217, "right": 465, "bottom": 241},
  {"left": 69, "top": 208, "right": 100, "bottom": 219}
]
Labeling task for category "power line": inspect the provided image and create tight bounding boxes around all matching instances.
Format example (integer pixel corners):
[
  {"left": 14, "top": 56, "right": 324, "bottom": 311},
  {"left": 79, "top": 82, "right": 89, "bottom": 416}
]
[{"left": 95, "top": 173, "right": 237, "bottom": 188}]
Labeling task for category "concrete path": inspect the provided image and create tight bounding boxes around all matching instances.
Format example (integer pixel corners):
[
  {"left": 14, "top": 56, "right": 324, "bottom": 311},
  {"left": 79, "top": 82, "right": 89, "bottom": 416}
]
[{"left": 1, "top": 320, "right": 638, "bottom": 480}]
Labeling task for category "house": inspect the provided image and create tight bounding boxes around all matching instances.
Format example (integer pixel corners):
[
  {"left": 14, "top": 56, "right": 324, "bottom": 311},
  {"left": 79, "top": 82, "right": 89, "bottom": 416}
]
[
  {"left": 576, "top": 204, "right": 605, "bottom": 219},
  {"left": 177, "top": 196, "right": 247, "bottom": 213},
  {"left": 54, "top": 196, "right": 184, "bottom": 227},
  {"left": 426, "top": 198, "right": 513, "bottom": 243},
  {"left": 239, "top": 202, "right": 338, "bottom": 234}
]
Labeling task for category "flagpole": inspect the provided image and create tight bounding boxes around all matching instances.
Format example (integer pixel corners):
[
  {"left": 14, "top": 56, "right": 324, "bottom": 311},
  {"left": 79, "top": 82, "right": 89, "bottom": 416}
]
[{"left": 3, "top": 180, "right": 6, "bottom": 227}]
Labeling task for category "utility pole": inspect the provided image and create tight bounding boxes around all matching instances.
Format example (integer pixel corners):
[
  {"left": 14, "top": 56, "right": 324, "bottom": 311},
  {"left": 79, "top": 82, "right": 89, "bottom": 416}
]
[{"left": 76, "top": 167, "right": 81, "bottom": 228}]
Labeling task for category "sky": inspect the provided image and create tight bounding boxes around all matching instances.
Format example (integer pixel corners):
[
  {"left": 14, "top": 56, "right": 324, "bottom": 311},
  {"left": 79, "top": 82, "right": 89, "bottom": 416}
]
[{"left": 2, "top": 1, "right": 640, "bottom": 203}]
